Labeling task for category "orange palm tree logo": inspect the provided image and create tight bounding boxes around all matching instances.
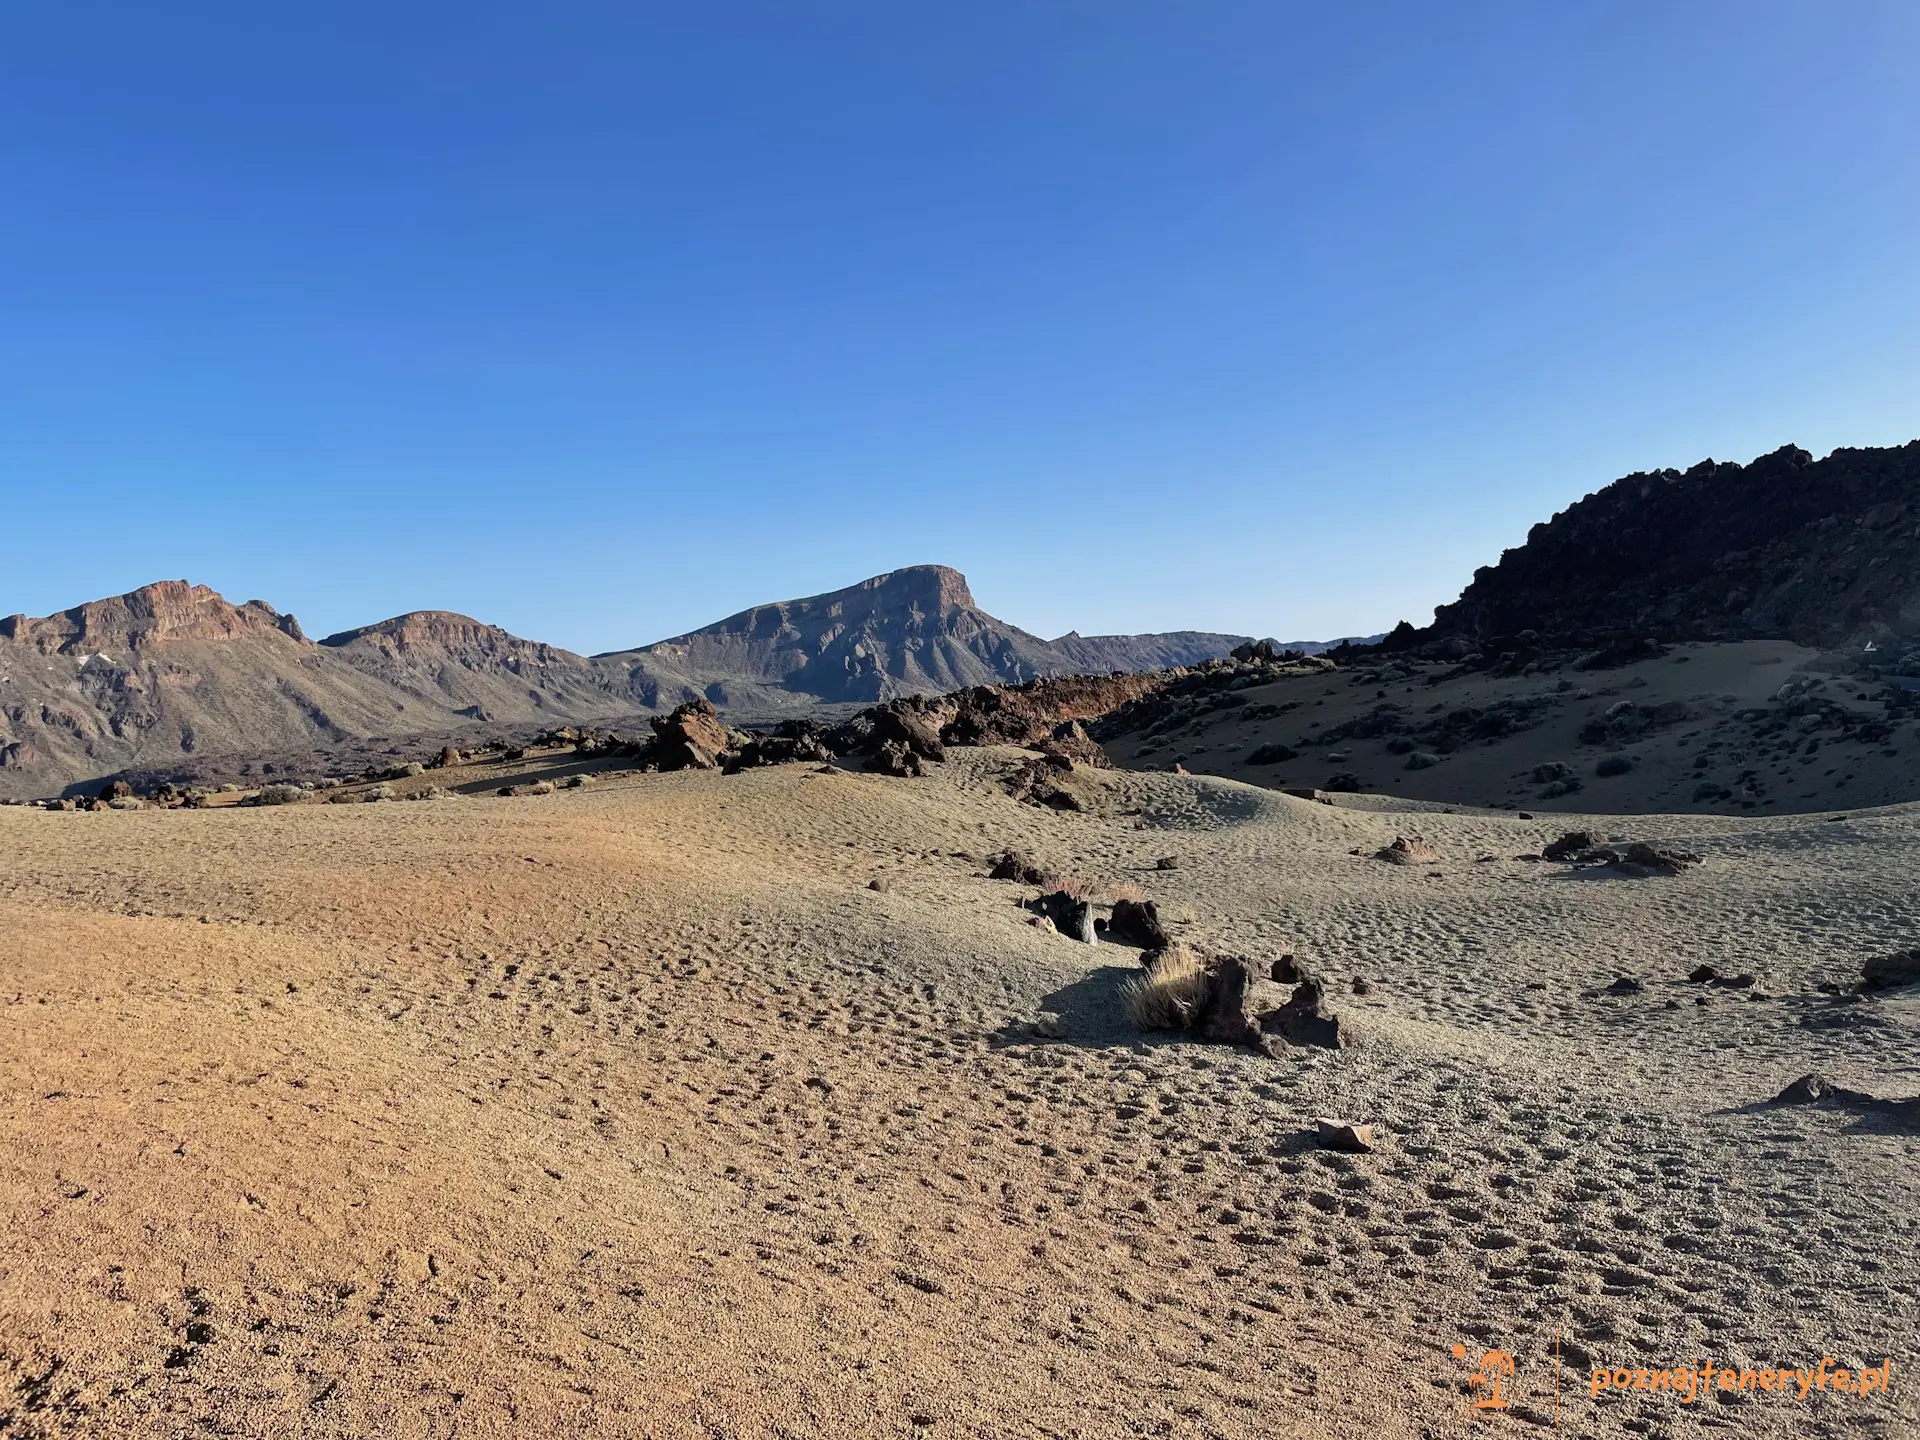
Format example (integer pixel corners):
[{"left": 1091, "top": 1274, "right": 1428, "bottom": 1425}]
[{"left": 1452, "top": 1344, "right": 1515, "bottom": 1409}]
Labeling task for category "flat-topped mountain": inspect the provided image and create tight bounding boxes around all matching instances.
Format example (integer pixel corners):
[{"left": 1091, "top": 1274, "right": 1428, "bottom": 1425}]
[
  {"left": 613, "top": 565, "right": 1249, "bottom": 704},
  {"left": 0, "top": 568, "right": 1249, "bottom": 796}
]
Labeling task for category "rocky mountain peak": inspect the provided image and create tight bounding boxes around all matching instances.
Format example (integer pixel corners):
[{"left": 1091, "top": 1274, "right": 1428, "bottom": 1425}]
[
  {"left": 0, "top": 580, "right": 306, "bottom": 653},
  {"left": 861, "top": 564, "right": 977, "bottom": 612}
]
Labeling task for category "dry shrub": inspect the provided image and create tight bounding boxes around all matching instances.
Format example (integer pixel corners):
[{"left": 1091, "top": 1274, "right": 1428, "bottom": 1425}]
[
  {"left": 1042, "top": 873, "right": 1100, "bottom": 901},
  {"left": 1120, "top": 946, "right": 1207, "bottom": 1031},
  {"left": 1107, "top": 881, "right": 1146, "bottom": 904}
]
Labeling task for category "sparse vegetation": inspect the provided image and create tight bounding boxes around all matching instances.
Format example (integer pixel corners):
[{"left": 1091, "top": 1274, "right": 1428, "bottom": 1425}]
[{"left": 1120, "top": 945, "right": 1206, "bottom": 1030}]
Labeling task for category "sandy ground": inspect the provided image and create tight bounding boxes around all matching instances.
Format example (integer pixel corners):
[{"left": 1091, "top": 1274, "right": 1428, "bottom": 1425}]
[
  {"left": 1, "top": 750, "right": 1915, "bottom": 1438},
  {"left": 1106, "top": 640, "right": 1920, "bottom": 815}
]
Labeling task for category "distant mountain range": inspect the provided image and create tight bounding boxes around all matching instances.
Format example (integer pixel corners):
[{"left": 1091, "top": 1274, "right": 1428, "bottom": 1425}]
[
  {"left": 0, "top": 565, "right": 1253, "bottom": 795},
  {"left": 22, "top": 436, "right": 1906, "bottom": 800}
]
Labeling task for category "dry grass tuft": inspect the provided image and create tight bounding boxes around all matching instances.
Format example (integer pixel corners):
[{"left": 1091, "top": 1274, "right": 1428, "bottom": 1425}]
[
  {"left": 1042, "top": 873, "right": 1100, "bottom": 901},
  {"left": 1120, "top": 946, "right": 1207, "bottom": 1031},
  {"left": 1107, "top": 881, "right": 1146, "bottom": 904}
]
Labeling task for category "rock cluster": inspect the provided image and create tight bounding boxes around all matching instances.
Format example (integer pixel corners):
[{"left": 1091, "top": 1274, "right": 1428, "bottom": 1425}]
[{"left": 1541, "top": 831, "right": 1701, "bottom": 876}]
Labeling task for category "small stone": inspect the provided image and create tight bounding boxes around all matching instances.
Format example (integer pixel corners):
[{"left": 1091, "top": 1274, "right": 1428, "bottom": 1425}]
[
  {"left": 1154, "top": 855, "right": 1179, "bottom": 871},
  {"left": 1688, "top": 964, "right": 1720, "bottom": 983},
  {"left": 1314, "top": 1119, "right": 1375, "bottom": 1153},
  {"left": 1374, "top": 835, "right": 1442, "bottom": 865},
  {"left": 1605, "top": 977, "right": 1645, "bottom": 996},
  {"left": 868, "top": 877, "right": 891, "bottom": 893},
  {"left": 1033, "top": 1012, "right": 1067, "bottom": 1040},
  {"left": 1351, "top": 977, "right": 1373, "bottom": 996},
  {"left": 1773, "top": 1073, "right": 1839, "bottom": 1105}
]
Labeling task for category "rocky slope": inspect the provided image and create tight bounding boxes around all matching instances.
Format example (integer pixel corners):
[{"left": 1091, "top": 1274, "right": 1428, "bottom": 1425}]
[
  {"left": 0, "top": 583, "right": 437, "bottom": 796},
  {"left": 318, "top": 611, "right": 651, "bottom": 721},
  {"left": 609, "top": 565, "right": 1248, "bottom": 704},
  {"left": 1418, "top": 441, "right": 1920, "bottom": 653}
]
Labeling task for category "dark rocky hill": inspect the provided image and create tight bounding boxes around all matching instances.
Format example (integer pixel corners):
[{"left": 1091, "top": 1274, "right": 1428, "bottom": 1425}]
[{"left": 1421, "top": 441, "right": 1920, "bottom": 653}]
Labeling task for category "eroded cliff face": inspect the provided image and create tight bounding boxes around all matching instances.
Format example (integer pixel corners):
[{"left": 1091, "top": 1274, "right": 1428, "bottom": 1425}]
[
  {"left": 1425, "top": 441, "right": 1920, "bottom": 650},
  {"left": 0, "top": 580, "right": 307, "bottom": 653}
]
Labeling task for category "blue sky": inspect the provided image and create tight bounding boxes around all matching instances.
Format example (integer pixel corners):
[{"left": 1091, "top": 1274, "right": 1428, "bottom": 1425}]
[{"left": 3, "top": 2, "right": 1916, "bottom": 652}]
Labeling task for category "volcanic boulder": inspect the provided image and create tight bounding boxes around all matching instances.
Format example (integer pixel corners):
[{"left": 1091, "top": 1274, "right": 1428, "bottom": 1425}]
[
  {"left": 1374, "top": 836, "right": 1442, "bottom": 866},
  {"left": 1259, "top": 978, "right": 1354, "bottom": 1050},
  {"left": 1861, "top": 949, "right": 1920, "bottom": 992},
  {"left": 1106, "top": 898, "right": 1172, "bottom": 949},
  {"left": 651, "top": 698, "right": 730, "bottom": 770},
  {"left": 1031, "top": 890, "right": 1096, "bottom": 943}
]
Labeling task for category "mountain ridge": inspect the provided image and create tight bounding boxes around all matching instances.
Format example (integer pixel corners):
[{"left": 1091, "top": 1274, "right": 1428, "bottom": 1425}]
[{"left": 0, "top": 566, "right": 1251, "bottom": 796}]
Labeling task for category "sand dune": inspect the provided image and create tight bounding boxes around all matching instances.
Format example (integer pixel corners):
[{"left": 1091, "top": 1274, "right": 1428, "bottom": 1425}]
[{"left": 1, "top": 751, "right": 1913, "bottom": 1437}]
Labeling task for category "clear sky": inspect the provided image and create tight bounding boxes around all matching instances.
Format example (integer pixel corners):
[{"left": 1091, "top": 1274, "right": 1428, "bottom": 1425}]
[{"left": 3, "top": 2, "right": 1917, "bottom": 652}]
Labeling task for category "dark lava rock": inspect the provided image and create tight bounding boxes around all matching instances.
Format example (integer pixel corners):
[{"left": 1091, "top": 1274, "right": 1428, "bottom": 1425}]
[
  {"left": 1861, "top": 949, "right": 1920, "bottom": 991},
  {"left": 1190, "top": 956, "right": 1261, "bottom": 1047},
  {"left": 1770, "top": 1072, "right": 1876, "bottom": 1107},
  {"left": 1270, "top": 954, "right": 1302, "bottom": 984},
  {"left": 1543, "top": 831, "right": 1599, "bottom": 861},
  {"left": 1246, "top": 741, "right": 1299, "bottom": 765},
  {"left": 1604, "top": 977, "right": 1646, "bottom": 995},
  {"left": 1037, "top": 719, "right": 1109, "bottom": 769},
  {"left": 1259, "top": 978, "right": 1354, "bottom": 1049},
  {"left": 1322, "top": 772, "right": 1363, "bottom": 794},
  {"left": 1612, "top": 842, "right": 1702, "bottom": 877},
  {"left": 1374, "top": 835, "right": 1442, "bottom": 866},
  {"left": 1031, "top": 890, "right": 1096, "bottom": 943},
  {"left": 869, "top": 702, "right": 946, "bottom": 763},
  {"left": 1688, "top": 964, "right": 1720, "bottom": 983},
  {"left": 651, "top": 699, "right": 729, "bottom": 771},
  {"left": 1106, "top": 897, "right": 1171, "bottom": 949},
  {"left": 1005, "top": 756, "right": 1081, "bottom": 810},
  {"left": 987, "top": 849, "right": 1049, "bottom": 884},
  {"left": 873, "top": 740, "right": 925, "bottom": 778},
  {"left": 726, "top": 719, "right": 836, "bottom": 772}
]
